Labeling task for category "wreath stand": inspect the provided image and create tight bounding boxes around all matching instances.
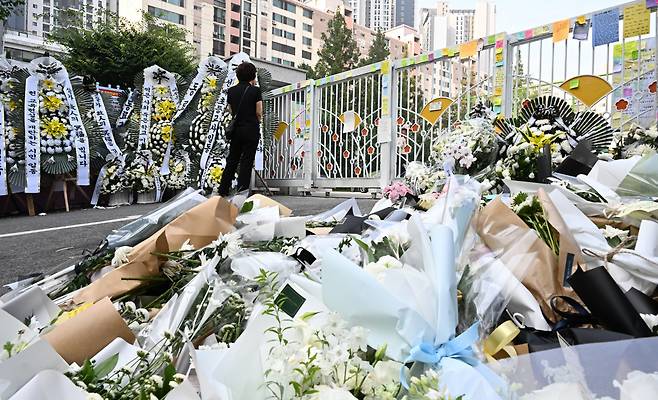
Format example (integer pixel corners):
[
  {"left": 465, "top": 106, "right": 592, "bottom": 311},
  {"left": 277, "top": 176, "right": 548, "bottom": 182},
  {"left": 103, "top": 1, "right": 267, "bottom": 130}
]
[
  {"left": 45, "top": 174, "right": 90, "bottom": 213},
  {"left": 0, "top": 187, "right": 36, "bottom": 216}
]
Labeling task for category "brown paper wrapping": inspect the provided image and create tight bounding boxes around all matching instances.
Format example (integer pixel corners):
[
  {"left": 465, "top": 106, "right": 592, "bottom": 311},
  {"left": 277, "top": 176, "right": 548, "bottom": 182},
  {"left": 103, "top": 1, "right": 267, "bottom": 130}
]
[
  {"left": 476, "top": 197, "right": 564, "bottom": 322},
  {"left": 74, "top": 196, "right": 238, "bottom": 304},
  {"left": 44, "top": 297, "right": 135, "bottom": 365},
  {"left": 492, "top": 343, "right": 529, "bottom": 360},
  {"left": 246, "top": 194, "right": 292, "bottom": 216}
]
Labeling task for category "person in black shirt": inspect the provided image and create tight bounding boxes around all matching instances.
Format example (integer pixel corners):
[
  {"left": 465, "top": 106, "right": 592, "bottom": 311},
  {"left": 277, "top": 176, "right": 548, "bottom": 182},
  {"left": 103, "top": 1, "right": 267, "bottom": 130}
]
[{"left": 218, "top": 62, "right": 263, "bottom": 196}]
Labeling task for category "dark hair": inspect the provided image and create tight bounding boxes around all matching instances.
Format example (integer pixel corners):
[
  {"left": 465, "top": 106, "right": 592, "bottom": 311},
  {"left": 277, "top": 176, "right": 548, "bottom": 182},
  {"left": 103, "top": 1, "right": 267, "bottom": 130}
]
[{"left": 236, "top": 62, "right": 257, "bottom": 82}]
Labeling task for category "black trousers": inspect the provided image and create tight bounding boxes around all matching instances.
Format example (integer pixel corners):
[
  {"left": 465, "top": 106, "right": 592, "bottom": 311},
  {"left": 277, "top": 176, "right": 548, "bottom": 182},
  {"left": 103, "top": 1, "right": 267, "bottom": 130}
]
[{"left": 218, "top": 126, "right": 259, "bottom": 196}]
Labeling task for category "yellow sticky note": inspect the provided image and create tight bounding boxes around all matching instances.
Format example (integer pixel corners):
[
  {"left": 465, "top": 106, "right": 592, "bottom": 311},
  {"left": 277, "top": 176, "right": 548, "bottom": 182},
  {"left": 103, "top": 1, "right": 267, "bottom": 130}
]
[
  {"left": 493, "top": 97, "right": 502, "bottom": 106},
  {"left": 495, "top": 47, "right": 503, "bottom": 54},
  {"left": 569, "top": 79, "right": 580, "bottom": 89},
  {"left": 441, "top": 48, "right": 450, "bottom": 57},
  {"left": 381, "top": 60, "right": 391, "bottom": 74},
  {"left": 553, "top": 19, "right": 570, "bottom": 43},
  {"left": 459, "top": 40, "right": 478, "bottom": 59},
  {"left": 576, "top": 15, "right": 586, "bottom": 25},
  {"left": 623, "top": 4, "right": 650, "bottom": 38},
  {"left": 494, "top": 87, "right": 503, "bottom": 96}
]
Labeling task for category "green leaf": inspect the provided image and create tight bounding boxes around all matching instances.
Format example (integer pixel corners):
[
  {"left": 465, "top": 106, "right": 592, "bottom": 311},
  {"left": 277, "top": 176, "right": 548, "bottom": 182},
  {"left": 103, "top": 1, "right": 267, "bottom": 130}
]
[
  {"left": 351, "top": 236, "right": 375, "bottom": 262},
  {"left": 93, "top": 353, "right": 119, "bottom": 379},
  {"left": 240, "top": 201, "right": 254, "bottom": 214},
  {"left": 79, "top": 359, "right": 96, "bottom": 383},
  {"left": 299, "top": 311, "right": 321, "bottom": 321}
]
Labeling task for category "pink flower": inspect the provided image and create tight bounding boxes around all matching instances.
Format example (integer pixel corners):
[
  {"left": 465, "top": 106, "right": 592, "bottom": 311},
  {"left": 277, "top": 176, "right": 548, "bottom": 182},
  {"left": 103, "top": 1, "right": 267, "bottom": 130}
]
[{"left": 383, "top": 181, "right": 412, "bottom": 202}]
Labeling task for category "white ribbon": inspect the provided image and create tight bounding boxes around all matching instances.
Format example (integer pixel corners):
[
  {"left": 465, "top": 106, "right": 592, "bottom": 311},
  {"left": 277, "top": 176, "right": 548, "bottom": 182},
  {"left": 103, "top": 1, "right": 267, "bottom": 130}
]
[
  {"left": 199, "top": 53, "right": 251, "bottom": 186},
  {"left": 24, "top": 76, "right": 40, "bottom": 193},
  {"left": 92, "top": 91, "right": 124, "bottom": 163},
  {"left": 116, "top": 89, "right": 135, "bottom": 128},
  {"left": 138, "top": 84, "right": 153, "bottom": 151},
  {"left": 63, "top": 79, "right": 90, "bottom": 186},
  {"left": 0, "top": 103, "right": 7, "bottom": 195},
  {"left": 90, "top": 162, "right": 110, "bottom": 206}
]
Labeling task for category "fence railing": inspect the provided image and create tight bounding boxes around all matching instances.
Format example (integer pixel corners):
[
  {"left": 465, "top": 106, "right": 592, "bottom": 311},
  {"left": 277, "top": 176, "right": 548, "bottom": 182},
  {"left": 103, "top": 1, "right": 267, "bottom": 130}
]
[{"left": 260, "top": 0, "right": 658, "bottom": 192}]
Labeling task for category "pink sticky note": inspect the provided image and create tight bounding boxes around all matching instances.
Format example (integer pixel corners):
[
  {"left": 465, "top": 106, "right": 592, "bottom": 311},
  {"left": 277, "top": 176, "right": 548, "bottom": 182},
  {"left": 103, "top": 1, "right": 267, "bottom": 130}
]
[
  {"left": 524, "top": 29, "right": 534, "bottom": 39},
  {"left": 623, "top": 87, "right": 633, "bottom": 97},
  {"left": 496, "top": 39, "right": 504, "bottom": 48}
]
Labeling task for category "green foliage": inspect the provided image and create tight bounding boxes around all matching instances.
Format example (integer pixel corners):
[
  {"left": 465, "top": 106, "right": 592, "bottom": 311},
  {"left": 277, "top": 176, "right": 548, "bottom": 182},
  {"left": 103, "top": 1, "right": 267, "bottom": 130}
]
[
  {"left": 313, "top": 11, "right": 361, "bottom": 77},
  {"left": 298, "top": 62, "right": 316, "bottom": 80},
  {"left": 48, "top": 12, "right": 197, "bottom": 88},
  {"left": 0, "top": 0, "right": 24, "bottom": 22},
  {"left": 361, "top": 29, "right": 389, "bottom": 66}
]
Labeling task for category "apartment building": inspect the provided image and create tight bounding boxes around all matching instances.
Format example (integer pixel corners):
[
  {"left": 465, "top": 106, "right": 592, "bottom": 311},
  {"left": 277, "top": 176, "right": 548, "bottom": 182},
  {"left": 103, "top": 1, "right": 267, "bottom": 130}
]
[
  {"left": 4, "top": 0, "right": 116, "bottom": 62},
  {"left": 118, "top": 0, "right": 258, "bottom": 59},
  {"left": 418, "top": 0, "right": 496, "bottom": 99}
]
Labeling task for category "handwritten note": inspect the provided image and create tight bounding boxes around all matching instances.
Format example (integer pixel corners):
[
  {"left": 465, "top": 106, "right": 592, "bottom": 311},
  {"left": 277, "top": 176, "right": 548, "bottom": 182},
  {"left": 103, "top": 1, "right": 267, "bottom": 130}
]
[
  {"left": 459, "top": 40, "right": 478, "bottom": 59},
  {"left": 592, "top": 9, "right": 620, "bottom": 47},
  {"left": 553, "top": 19, "right": 571, "bottom": 43},
  {"left": 624, "top": 4, "right": 650, "bottom": 38},
  {"left": 573, "top": 18, "right": 590, "bottom": 40}
]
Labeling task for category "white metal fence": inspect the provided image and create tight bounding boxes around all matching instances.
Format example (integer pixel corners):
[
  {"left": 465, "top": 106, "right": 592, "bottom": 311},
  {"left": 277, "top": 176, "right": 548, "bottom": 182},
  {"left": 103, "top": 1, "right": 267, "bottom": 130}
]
[{"left": 261, "top": 0, "right": 658, "bottom": 192}]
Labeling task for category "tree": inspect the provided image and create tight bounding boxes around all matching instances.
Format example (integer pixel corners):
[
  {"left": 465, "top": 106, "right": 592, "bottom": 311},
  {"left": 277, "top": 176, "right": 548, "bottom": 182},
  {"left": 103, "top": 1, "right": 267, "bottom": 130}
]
[
  {"left": 0, "top": 0, "right": 25, "bottom": 55},
  {"left": 314, "top": 11, "right": 361, "bottom": 77},
  {"left": 298, "top": 62, "right": 316, "bottom": 80},
  {"left": 0, "top": 0, "right": 23, "bottom": 22},
  {"left": 360, "top": 29, "right": 389, "bottom": 66},
  {"left": 48, "top": 12, "right": 197, "bottom": 88}
]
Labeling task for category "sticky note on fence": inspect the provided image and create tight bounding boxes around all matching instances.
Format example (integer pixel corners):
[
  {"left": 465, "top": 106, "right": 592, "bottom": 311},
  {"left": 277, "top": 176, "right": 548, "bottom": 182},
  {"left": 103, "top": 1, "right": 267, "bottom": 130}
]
[
  {"left": 593, "top": 8, "right": 620, "bottom": 47},
  {"left": 493, "top": 97, "right": 502, "bottom": 106},
  {"left": 569, "top": 79, "right": 580, "bottom": 89},
  {"left": 624, "top": 4, "right": 650, "bottom": 38},
  {"left": 274, "top": 122, "right": 289, "bottom": 140},
  {"left": 381, "top": 60, "right": 391, "bottom": 74},
  {"left": 553, "top": 19, "right": 570, "bottom": 43},
  {"left": 459, "top": 40, "right": 478, "bottom": 59}
]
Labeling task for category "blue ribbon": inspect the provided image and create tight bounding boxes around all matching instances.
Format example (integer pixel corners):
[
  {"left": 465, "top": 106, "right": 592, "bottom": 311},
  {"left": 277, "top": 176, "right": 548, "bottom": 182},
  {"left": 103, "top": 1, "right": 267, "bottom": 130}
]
[{"left": 400, "top": 322, "right": 481, "bottom": 389}]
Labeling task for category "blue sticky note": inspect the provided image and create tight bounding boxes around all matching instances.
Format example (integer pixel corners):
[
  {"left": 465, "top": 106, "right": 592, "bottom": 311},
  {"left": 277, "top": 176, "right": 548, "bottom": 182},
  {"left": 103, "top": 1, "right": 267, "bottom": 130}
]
[{"left": 592, "top": 8, "right": 620, "bottom": 47}]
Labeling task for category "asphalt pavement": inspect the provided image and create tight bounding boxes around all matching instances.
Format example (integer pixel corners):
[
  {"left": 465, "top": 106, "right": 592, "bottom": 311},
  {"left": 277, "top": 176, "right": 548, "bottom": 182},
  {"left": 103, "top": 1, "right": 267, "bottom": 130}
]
[{"left": 0, "top": 196, "right": 377, "bottom": 286}]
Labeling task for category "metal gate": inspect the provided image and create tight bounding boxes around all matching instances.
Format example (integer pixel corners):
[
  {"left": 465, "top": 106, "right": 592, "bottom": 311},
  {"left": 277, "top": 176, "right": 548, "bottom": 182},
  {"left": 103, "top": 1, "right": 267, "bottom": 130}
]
[{"left": 261, "top": 0, "right": 658, "bottom": 192}]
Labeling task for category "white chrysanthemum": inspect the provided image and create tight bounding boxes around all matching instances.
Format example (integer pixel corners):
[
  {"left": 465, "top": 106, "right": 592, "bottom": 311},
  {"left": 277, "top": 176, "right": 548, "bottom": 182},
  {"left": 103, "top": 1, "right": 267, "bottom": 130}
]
[
  {"left": 111, "top": 246, "right": 133, "bottom": 267},
  {"left": 600, "top": 225, "right": 629, "bottom": 241}
]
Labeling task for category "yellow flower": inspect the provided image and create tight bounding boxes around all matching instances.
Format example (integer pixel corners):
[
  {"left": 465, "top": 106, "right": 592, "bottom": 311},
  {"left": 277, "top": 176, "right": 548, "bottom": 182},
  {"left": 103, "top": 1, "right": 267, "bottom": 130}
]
[
  {"left": 173, "top": 162, "right": 184, "bottom": 173},
  {"left": 155, "top": 86, "right": 169, "bottom": 96},
  {"left": 42, "top": 118, "right": 68, "bottom": 139},
  {"left": 43, "top": 95, "right": 64, "bottom": 112},
  {"left": 201, "top": 93, "right": 214, "bottom": 109},
  {"left": 55, "top": 303, "right": 93, "bottom": 325},
  {"left": 43, "top": 79, "right": 56, "bottom": 90},
  {"left": 154, "top": 99, "right": 176, "bottom": 121},
  {"left": 209, "top": 165, "right": 223, "bottom": 182},
  {"left": 206, "top": 77, "right": 217, "bottom": 89},
  {"left": 160, "top": 124, "right": 174, "bottom": 142}
]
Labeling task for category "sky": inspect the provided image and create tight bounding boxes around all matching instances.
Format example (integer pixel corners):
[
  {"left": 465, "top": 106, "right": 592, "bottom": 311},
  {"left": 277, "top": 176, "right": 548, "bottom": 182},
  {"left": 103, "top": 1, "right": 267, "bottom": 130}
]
[{"left": 415, "top": 0, "right": 629, "bottom": 33}]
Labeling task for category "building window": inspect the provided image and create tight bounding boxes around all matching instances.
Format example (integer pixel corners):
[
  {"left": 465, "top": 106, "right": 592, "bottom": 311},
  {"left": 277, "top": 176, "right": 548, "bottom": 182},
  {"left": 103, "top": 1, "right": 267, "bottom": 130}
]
[
  {"left": 214, "top": 25, "right": 225, "bottom": 40},
  {"left": 230, "top": 19, "right": 239, "bottom": 28},
  {"left": 273, "top": 0, "right": 296, "bottom": 13},
  {"left": 302, "top": 37, "right": 311, "bottom": 46},
  {"left": 303, "top": 23, "right": 312, "bottom": 32},
  {"left": 272, "top": 57, "right": 295, "bottom": 67},
  {"left": 213, "top": 40, "right": 225, "bottom": 55},
  {"left": 231, "top": 3, "right": 240, "bottom": 12},
  {"left": 302, "top": 50, "right": 312, "bottom": 60},
  {"left": 273, "top": 12, "right": 295, "bottom": 27},
  {"left": 303, "top": 9, "right": 313, "bottom": 18},
  {"left": 214, "top": 8, "right": 225, "bottom": 23},
  {"left": 163, "top": 0, "right": 185, "bottom": 6},
  {"left": 272, "top": 27, "right": 295, "bottom": 40},
  {"left": 148, "top": 6, "right": 185, "bottom": 24},
  {"left": 230, "top": 35, "right": 239, "bottom": 44},
  {"left": 272, "top": 41, "right": 296, "bottom": 55}
]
